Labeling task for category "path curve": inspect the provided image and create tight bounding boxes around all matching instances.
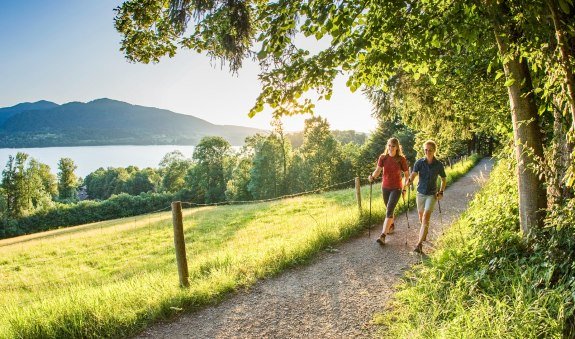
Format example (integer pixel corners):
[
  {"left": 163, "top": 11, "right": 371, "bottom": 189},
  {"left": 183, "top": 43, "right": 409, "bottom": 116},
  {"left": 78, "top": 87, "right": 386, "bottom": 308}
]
[{"left": 137, "top": 158, "right": 494, "bottom": 338}]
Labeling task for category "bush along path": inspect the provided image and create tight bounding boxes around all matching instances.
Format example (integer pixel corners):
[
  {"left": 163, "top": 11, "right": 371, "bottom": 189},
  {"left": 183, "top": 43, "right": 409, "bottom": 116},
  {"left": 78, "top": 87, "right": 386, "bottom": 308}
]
[{"left": 137, "top": 158, "right": 494, "bottom": 338}]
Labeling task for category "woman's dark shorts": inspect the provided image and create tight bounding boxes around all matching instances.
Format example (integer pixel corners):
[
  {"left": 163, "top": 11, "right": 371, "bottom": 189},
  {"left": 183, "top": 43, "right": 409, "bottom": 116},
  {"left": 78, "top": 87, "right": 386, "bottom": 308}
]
[{"left": 382, "top": 188, "right": 402, "bottom": 218}]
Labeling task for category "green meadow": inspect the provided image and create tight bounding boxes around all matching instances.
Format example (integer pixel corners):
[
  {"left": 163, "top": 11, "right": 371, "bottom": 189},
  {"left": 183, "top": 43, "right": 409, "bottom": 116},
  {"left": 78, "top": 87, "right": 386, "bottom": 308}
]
[{"left": 1, "top": 157, "right": 478, "bottom": 338}]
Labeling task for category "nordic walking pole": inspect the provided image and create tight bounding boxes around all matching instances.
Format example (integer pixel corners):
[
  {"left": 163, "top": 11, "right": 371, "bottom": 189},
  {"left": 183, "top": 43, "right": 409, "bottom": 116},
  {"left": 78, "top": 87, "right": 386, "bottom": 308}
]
[
  {"left": 403, "top": 169, "right": 411, "bottom": 245},
  {"left": 437, "top": 177, "right": 443, "bottom": 224},
  {"left": 437, "top": 199, "right": 443, "bottom": 223},
  {"left": 401, "top": 192, "right": 408, "bottom": 245},
  {"left": 369, "top": 181, "right": 373, "bottom": 238},
  {"left": 437, "top": 199, "right": 443, "bottom": 224}
]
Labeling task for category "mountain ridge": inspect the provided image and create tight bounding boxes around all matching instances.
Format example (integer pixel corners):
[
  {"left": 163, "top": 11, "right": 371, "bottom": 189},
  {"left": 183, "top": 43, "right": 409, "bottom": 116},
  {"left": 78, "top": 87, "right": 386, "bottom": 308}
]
[{"left": 0, "top": 98, "right": 267, "bottom": 147}]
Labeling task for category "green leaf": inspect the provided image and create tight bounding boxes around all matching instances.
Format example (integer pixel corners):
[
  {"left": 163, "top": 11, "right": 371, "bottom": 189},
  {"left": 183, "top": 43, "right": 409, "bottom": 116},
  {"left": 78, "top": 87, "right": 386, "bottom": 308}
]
[
  {"left": 419, "top": 63, "right": 429, "bottom": 74},
  {"left": 558, "top": 0, "right": 571, "bottom": 14},
  {"left": 538, "top": 104, "right": 547, "bottom": 114},
  {"left": 431, "top": 35, "right": 441, "bottom": 48},
  {"left": 504, "top": 78, "right": 515, "bottom": 87},
  {"left": 257, "top": 50, "right": 267, "bottom": 60},
  {"left": 495, "top": 71, "right": 505, "bottom": 81}
]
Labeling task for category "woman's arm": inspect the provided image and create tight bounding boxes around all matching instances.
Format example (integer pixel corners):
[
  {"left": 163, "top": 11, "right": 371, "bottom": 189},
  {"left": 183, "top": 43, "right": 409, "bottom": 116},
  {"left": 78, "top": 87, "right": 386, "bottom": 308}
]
[{"left": 368, "top": 166, "right": 383, "bottom": 182}]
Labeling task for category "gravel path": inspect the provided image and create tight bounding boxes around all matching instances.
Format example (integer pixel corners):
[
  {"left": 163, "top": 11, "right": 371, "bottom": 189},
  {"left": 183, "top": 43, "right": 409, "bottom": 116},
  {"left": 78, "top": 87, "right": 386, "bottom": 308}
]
[{"left": 137, "top": 158, "right": 494, "bottom": 338}]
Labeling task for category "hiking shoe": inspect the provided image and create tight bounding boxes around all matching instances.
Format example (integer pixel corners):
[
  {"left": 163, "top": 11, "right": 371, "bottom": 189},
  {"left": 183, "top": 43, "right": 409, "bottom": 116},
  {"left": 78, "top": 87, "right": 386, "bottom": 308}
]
[
  {"left": 413, "top": 243, "right": 423, "bottom": 253},
  {"left": 376, "top": 234, "right": 386, "bottom": 245},
  {"left": 388, "top": 223, "right": 395, "bottom": 234}
]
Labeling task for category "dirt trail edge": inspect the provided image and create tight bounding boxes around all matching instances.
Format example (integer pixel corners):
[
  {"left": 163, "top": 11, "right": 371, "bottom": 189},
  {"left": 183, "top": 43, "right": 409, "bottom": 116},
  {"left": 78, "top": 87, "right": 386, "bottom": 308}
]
[{"left": 137, "top": 158, "right": 494, "bottom": 339}]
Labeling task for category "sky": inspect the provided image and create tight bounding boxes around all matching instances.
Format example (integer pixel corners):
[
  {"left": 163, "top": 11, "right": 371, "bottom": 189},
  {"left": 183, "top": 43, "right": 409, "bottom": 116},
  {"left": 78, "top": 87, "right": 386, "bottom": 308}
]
[{"left": 0, "top": 1, "right": 377, "bottom": 133}]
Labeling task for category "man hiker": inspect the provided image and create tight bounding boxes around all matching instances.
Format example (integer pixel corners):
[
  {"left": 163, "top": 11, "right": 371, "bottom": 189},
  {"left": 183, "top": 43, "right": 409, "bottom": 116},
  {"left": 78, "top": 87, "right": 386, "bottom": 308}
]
[{"left": 407, "top": 140, "right": 446, "bottom": 253}]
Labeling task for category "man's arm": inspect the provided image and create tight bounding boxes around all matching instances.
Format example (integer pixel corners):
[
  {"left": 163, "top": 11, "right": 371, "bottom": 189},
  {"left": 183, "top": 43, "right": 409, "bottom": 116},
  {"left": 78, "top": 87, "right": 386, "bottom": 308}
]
[
  {"left": 436, "top": 176, "right": 447, "bottom": 200},
  {"left": 402, "top": 170, "right": 410, "bottom": 188},
  {"left": 408, "top": 171, "right": 417, "bottom": 186},
  {"left": 407, "top": 160, "right": 420, "bottom": 190}
]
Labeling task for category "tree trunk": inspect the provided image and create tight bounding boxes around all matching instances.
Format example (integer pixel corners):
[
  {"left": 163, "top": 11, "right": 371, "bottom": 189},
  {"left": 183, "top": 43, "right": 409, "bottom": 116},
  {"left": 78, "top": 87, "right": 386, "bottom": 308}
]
[
  {"left": 547, "top": 0, "right": 575, "bottom": 132},
  {"left": 548, "top": 102, "right": 570, "bottom": 206},
  {"left": 491, "top": 10, "right": 547, "bottom": 234},
  {"left": 547, "top": 0, "right": 575, "bottom": 198}
]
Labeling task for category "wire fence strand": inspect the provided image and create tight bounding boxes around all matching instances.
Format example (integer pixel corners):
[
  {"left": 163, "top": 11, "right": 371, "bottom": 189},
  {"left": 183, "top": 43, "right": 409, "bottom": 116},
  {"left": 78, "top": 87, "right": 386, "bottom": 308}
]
[{"left": 180, "top": 178, "right": 356, "bottom": 208}]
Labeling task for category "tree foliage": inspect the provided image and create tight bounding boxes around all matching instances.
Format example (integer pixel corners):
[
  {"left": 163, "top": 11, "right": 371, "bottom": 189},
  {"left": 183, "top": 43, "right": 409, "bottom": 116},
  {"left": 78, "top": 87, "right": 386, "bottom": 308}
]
[
  {"left": 300, "top": 116, "right": 342, "bottom": 189},
  {"left": 246, "top": 134, "right": 286, "bottom": 199},
  {"left": 0, "top": 153, "right": 56, "bottom": 218},
  {"left": 158, "top": 150, "right": 192, "bottom": 193},
  {"left": 84, "top": 166, "right": 161, "bottom": 200},
  {"left": 115, "top": 0, "right": 575, "bottom": 234},
  {"left": 188, "top": 136, "right": 232, "bottom": 203},
  {"left": 57, "top": 158, "right": 79, "bottom": 201}
]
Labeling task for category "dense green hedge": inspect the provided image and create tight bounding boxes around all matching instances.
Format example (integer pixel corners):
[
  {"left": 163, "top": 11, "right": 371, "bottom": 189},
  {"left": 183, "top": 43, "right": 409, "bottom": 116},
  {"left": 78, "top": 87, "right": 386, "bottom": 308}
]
[{"left": 0, "top": 192, "right": 179, "bottom": 239}]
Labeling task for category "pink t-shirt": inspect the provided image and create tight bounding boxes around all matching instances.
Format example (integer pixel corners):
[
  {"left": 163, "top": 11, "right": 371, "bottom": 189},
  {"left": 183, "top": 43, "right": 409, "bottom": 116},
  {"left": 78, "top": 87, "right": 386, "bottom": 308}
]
[{"left": 377, "top": 154, "right": 408, "bottom": 190}]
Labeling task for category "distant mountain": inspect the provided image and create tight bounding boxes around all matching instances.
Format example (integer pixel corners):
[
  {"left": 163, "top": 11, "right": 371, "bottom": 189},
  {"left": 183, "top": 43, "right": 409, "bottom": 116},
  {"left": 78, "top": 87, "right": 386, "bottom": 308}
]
[
  {"left": 0, "top": 98, "right": 266, "bottom": 147},
  {"left": 0, "top": 100, "right": 59, "bottom": 125}
]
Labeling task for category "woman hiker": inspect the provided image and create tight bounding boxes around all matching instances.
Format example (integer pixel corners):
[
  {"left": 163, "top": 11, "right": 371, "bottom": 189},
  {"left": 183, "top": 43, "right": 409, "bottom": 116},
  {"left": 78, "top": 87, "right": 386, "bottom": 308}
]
[
  {"left": 368, "top": 137, "right": 410, "bottom": 245},
  {"left": 407, "top": 140, "right": 446, "bottom": 253}
]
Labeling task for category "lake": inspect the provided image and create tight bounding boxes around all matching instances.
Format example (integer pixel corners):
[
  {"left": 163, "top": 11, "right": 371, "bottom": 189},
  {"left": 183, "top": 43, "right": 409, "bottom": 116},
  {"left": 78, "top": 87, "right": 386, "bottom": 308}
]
[{"left": 0, "top": 145, "right": 199, "bottom": 178}]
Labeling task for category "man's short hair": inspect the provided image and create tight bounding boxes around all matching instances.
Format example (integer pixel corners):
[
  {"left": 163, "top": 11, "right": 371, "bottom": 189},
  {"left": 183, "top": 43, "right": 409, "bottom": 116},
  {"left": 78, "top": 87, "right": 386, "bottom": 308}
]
[{"left": 423, "top": 140, "right": 437, "bottom": 151}]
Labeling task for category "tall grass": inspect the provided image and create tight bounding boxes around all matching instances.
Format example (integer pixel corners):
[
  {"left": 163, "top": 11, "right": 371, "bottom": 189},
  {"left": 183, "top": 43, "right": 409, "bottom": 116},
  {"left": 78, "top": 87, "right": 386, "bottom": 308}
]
[
  {"left": 0, "top": 156, "right": 478, "bottom": 338},
  {"left": 376, "top": 157, "right": 573, "bottom": 338}
]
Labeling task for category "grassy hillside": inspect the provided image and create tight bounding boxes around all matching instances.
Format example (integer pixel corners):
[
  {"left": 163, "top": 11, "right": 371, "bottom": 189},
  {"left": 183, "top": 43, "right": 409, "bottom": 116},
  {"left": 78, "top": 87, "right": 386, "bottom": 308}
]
[
  {"left": 0, "top": 157, "right": 478, "bottom": 338},
  {"left": 376, "top": 156, "right": 574, "bottom": 337}
]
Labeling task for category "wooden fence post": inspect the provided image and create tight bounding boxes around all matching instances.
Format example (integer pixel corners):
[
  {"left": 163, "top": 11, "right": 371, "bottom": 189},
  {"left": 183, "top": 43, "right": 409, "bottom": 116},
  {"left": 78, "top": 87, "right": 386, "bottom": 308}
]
[
  {"left": 355, "top": 177, "right": 362, "bottom": 212},
  {"left": 171, "top": 201, "right": 189, "bottom": 287}
]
